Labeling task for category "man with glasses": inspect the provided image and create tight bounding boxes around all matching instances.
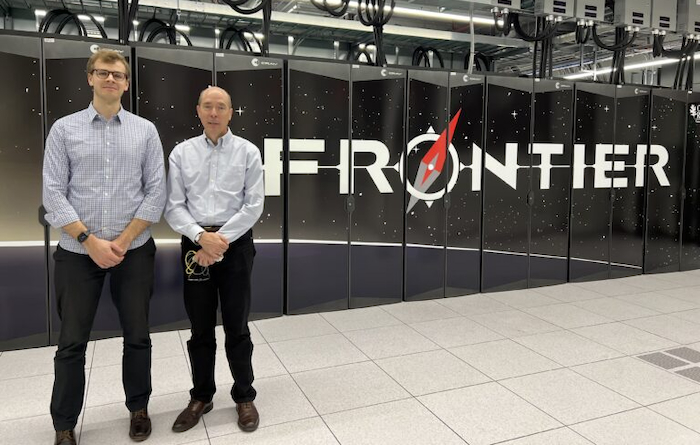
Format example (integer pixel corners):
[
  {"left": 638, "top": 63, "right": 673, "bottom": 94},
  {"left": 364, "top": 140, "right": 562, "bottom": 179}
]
[
  {"left": 165, "top": 86, "right": 263, "bottom": 434},
  {"left": 43, "top": 49, "right": 166, "bottom": 445}
]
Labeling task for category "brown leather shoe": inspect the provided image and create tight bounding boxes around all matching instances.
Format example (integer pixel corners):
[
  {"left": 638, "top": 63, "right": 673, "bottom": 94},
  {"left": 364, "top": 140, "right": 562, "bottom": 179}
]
[
  {"left": 54, "top": 430, "right": 76, "bottom": 445},
  {"left": 172, "top": 399, "right": 213, "bottom": 433},
  {"left": 236, "top": 401, "right": 259, "bottom": 432},
  {"left": 129, "top": 408, "right": 152, "bottom": 442}
]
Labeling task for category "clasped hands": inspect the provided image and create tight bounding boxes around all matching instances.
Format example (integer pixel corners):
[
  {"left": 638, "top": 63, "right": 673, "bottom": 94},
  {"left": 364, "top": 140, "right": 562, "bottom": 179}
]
[
  {"left": 84, "top": 235, "right": 131, "bottom": 269},
  {"left": 194, "top": 232, "right": 229, "bottom": 267}
]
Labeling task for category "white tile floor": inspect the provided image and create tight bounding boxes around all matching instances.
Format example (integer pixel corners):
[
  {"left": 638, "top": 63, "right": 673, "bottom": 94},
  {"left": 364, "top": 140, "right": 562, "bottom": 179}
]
[{"left": 3, "top": 272, "right": 700, "bottom": 444}]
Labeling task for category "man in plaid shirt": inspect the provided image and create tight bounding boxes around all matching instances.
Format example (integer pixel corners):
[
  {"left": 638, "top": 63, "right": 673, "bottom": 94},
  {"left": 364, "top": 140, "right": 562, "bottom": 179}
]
[{"left": 42, "top": 49, "right": 166, "bottom": 445}]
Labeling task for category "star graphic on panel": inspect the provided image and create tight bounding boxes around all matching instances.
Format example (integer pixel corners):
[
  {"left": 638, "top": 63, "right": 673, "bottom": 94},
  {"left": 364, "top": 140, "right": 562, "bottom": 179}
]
[
  {"left": 511, "top": 111, "right": 518, "bottom": 118},
  {"left": 235, "top": 107, "right": 244, "bottom": 116}
]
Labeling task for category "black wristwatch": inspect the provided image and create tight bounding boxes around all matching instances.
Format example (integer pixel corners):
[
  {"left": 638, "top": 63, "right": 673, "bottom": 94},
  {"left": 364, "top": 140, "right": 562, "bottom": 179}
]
[{"left": 77, "top": 230, "right": 91, "bottom": 243}]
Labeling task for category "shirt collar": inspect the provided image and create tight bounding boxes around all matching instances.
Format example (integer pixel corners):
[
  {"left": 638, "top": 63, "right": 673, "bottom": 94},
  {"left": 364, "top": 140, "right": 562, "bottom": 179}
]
[
  {"left": 204, "top": 129, "right": 233, "bottom": 148},
  {"left": 87, "top": 102, "right": 125, "bottom": 123}
]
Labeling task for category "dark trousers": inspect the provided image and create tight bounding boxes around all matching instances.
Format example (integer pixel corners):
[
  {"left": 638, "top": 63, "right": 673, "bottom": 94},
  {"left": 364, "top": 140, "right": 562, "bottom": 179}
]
[
  {"left": 181, "top": 231, "right": 256, "bottom": 404},
  {"left": 50, "top": 239, "right": 156, "bottom": 431}
]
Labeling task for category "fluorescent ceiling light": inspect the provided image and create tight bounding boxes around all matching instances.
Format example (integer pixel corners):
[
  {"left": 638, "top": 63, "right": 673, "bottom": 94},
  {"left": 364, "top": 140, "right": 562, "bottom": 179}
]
[
  {"left": 394, "top": 6, "right": 497, "bottom": 24},
  {"left": 563, "top": 56, "right": 685, "bottom": 80},
  {"left": 243, "top": 31, "right": 265, "bottom": 40},
  {"left": 311, "top": 0, "right": 496, "bottom": 25},
  {"left": 78, "top": 14, "right": 105, "bottom": 22},
  {"left": 564, "top": 68, "right": 613, "bottom": 80},
  {"left": 175, "top": 24, "right": 190, "bottom": 32},
  {"left": 626, "top": 58, "right": 682, "bottom": 70},
  {"left": 34, "top": 9, "right": 47, "bottom": 17}
]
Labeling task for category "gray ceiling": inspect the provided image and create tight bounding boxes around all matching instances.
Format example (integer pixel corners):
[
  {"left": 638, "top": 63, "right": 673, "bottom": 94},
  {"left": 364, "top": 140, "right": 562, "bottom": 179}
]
[{"left": 0, "top": 0, "right": 688, "bottom": 76}]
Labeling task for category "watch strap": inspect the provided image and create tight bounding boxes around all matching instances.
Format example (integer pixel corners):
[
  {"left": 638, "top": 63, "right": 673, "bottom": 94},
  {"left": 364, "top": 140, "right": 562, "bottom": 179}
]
[{"left": 77, "top": 230, "right": 91, "bottom": 243}]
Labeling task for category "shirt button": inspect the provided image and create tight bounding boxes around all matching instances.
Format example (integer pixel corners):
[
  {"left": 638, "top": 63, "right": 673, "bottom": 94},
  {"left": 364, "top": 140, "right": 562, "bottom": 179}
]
[
  {"left": 104, "top": 193, "right": 108, "bottom": 196},
  {"left": 106, "top": 142, "right": 110, "bottom": 145},
  {"left": 106, "top": 159, "right": 110, "bottom": 162}
]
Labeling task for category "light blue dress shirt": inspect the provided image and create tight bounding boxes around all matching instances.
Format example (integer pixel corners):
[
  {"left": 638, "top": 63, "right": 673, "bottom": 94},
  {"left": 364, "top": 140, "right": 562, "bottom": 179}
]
[
  {"left": 42, "top": 104, "right": 167, "bottom": 254},
  {"left": 165, "top": 130, "right": 264, "bottom": 243}
]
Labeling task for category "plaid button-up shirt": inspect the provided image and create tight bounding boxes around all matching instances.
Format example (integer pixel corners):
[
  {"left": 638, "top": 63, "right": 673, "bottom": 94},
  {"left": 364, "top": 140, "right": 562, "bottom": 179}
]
[{"left": 43, "top": 103, "right": 166, "bottom": 254}]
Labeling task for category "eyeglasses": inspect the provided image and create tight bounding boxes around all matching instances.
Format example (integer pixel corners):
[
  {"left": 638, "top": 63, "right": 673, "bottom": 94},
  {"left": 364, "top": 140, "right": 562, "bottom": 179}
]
[{"left": 91, "top": 69, "right": 128, "bottom": 81}]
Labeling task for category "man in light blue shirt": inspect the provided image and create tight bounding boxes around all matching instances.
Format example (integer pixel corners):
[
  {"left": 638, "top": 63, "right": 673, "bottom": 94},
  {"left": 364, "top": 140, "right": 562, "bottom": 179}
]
[
  {"left": 165, "top": 86, "right": 264, "bottom": 433},
  {"left": 43, "top": 49, "right": 166, "bottom": 445}
]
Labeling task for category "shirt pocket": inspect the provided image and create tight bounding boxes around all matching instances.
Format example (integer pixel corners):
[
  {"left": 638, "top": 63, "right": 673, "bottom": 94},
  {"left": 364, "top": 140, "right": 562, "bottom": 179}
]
[{"left": 218, "top": 165, "right": 246, "bottom": 193}]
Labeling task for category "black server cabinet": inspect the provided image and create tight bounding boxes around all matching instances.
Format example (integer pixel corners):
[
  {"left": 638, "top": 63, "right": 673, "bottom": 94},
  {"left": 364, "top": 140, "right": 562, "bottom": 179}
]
[
  {"left": 481, "top": 76, "right": 532, "bottom": 292},
  {"left": 349, "top": 65, "right": 405, "bottom": 308},
  {"left": 445, "top": 73, "right": 484, "bottom": 297},
  {"left": 287, "top": 60, "right": 350, "bottom": 314},
  {"left": 0, "top": 33, "right": 47, "bottom": 350},
  {"left": 134, "top": 45, "right": 213, "bottom": 329},
  {"left": 215, "top": 52, "right": 285, "bottom": 319},
  {"left": 569, "top": 83, "right": 616, "bottom": 282},
  {"left": 404, "top": 70, "right": 449, "bottom": 301},
  {"left": 529, "top": 79, "right": 574, "bottom": 288},
  {"left": 683, "top": 92, "right": 700, "bottom": 270},
  {"left": 43, "top": 38, "right": 132, "bottom": 343},
  {"left": 645, "top": 89, "right": 687, "bottom": 274},
  {"left": 610, "top": 86, "right": 650, "bottom": 278}
]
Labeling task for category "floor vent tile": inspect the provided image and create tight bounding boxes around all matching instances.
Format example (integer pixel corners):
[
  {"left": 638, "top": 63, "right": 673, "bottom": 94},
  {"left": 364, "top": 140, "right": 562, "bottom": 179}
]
[
  {"left": 638, "top": 352, "right": 688, "bottom": 369},
  {"left": 665, "top": 347, "right": 700, "bottom": 363}
]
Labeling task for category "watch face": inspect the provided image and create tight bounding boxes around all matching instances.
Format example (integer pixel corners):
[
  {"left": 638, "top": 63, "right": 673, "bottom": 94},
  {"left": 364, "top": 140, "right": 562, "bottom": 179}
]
[{"left": 78, "top": 231, "right": 89, "bottom": 243}]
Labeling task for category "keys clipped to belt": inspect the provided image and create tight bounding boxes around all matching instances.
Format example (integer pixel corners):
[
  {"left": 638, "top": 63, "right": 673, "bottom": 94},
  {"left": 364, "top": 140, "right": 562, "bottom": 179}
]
[{"left": 184, "top": 250, "right": 210, "bottom": 282}]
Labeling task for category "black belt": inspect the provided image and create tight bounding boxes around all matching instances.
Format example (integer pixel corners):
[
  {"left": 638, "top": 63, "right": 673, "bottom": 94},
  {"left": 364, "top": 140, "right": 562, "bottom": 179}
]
[{"left": 201, "top": 226, "right": 222, "bottom": 232}]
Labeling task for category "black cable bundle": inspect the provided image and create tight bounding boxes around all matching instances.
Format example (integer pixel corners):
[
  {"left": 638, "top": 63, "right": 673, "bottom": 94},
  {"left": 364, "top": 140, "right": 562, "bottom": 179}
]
[
  {"left": 575, "top": 21, "right": 591, "bottom": 44},
  {"left": 652, "top": 32, "right": 694, "bottom": 58},
  {"left": 121, "top": 0, "right": 140, "bottom": 43},
  {"left": 219, "top": 26, "right": 263, "bottom": 52},
  {"left": 357, "top": 0, "right": 395, "bottom": 66},
  {"left": 511, "top": 14, "right": 559, "bottom": 78},
  {"left": 536, "top": 19, "right": 556, "bottom": 78},
  {"left": 542, "top": 32, "right": 554, "bottom": 78},
  {"left": 137, "top": 17, "right": 192, "bottom": 46},
  {"left": 591, "top": 25, "right": 637, "bottom": 84},
  {"left": 310, "top": 0, "right": 350, "bottom": 17},
  {"left": 464, "top": 52, "right": 490, "bottom": 72},
  {"left": 39, "top": 9, "right": 87, "bottom": 36},
  {"left": 412, "top": 46, "right": 444, "bottom": 68},
  {"left": 687, "top": 48, "right": 696, "bottom": 90},
  {"left": 654, "top": 32, "right": 698, "bottom": 90},
  {"left": 675, "top": 39, "right": 698, "bottom": 90},
  {"left": 118, "top": 0, "right": 128, "bottom": 43},
  {"left": 220, "top": 0, "right": 272, "bottom": 56},
  {"left": 512, "top": 13, "right": 558, "bottom": 42}
]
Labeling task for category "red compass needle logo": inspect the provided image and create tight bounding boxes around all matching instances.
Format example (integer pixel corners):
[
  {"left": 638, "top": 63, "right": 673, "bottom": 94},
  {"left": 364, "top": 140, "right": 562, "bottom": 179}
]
[{"left": 407, "top": 109, "right": 462, "bottom": 213}]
